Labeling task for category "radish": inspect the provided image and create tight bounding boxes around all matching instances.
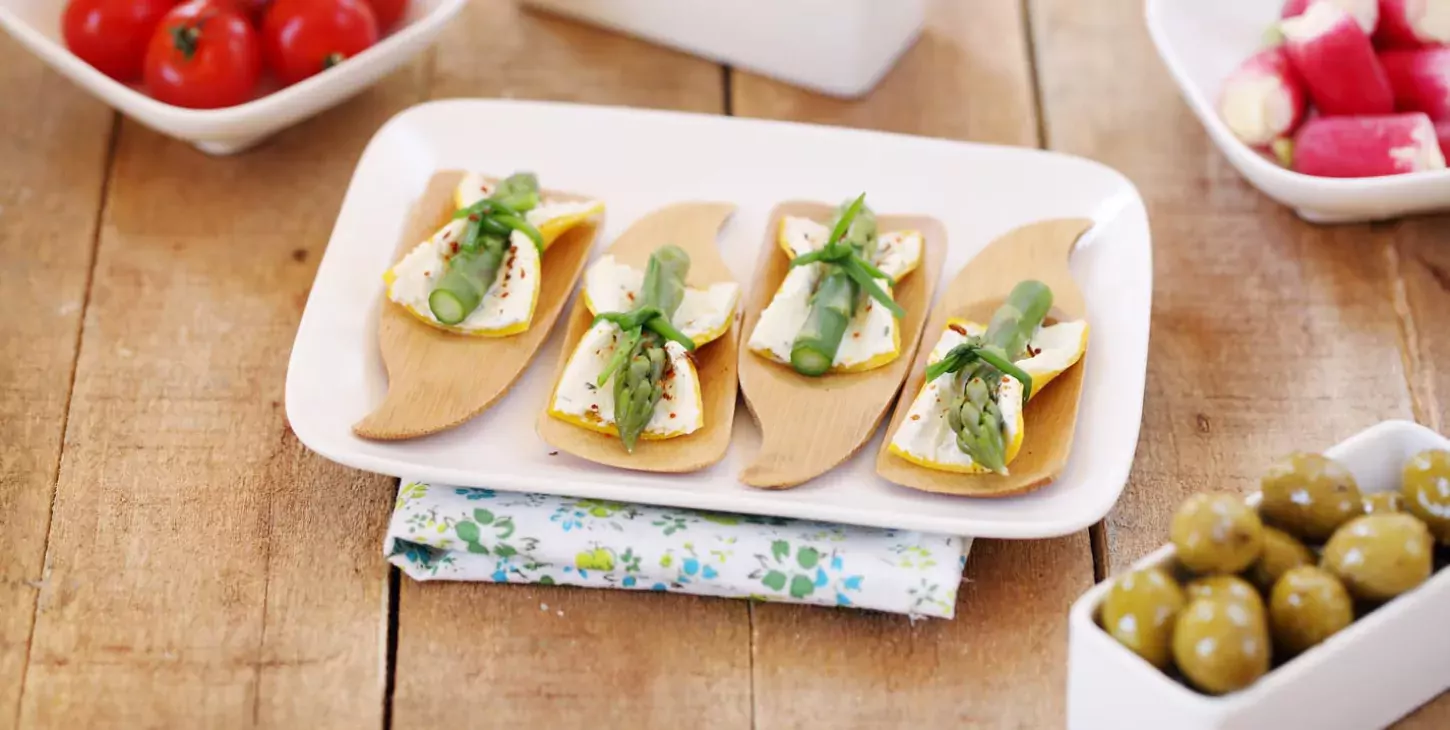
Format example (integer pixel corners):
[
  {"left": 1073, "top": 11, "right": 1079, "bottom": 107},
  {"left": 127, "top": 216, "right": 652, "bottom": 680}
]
[
  {"left": 1281, "top": 2, "right": 1396, "bottom": 116},
  {"left": 1285, "top": 113, "right": 1445, "bottom": 176},
  {"left": 1437, "top": 119, "right": 1450, "bottom": 157},
  {"left": 1376, "top": 0, "right": 1450, "bottom": 48},
  {"left": 1218, "top": 48, "right": 1309, "bottom": 145},
  {"left": 1281, "top": 0, "right": 1379, "bottom": 34},
  {"left": 1381, "top": 47, "right": 1450, "bottom": 118}
]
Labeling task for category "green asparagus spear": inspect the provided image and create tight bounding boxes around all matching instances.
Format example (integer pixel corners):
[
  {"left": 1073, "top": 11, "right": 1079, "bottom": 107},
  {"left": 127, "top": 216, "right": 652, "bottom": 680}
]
[
  {"left": 428, "top": 234, "right": 509, "bottom": 325},
  {"left": 787, "top": 193, "right": 908, "bottom": 377},
  {"left": 429, "top": 172, "right": 547, "bottom": 324},
  {"left": 591, "top": 245, "right": 694, "bottom": 452},
  {"left": 930, "top": 280, "right": 1054, "bottom": 474}
]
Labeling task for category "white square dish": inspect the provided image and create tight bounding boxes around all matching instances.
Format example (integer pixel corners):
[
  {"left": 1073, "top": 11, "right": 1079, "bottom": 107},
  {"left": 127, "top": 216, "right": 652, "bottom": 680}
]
[
  {"left": 520, "top": 0, "right": 925, "bottom": 98},
  {"left": 1067, "top": 420, "right": 1450, "bottom": 730},
  {"left": 0, "top": 0, "right": 464, "bottom": 155},
  {"left": 1146, "top": 0, "right": 1450, "bottom": 223},
  {"left": 285, "top": 99, "right": 1153, "bottom": 539}
]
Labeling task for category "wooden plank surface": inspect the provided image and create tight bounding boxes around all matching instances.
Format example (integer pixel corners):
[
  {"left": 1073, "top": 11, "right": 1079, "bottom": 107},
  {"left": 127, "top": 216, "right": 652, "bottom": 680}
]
[
  {"left": 734, "top": 3, "right": 1095, "bottom": 727},
  {"left": 0, "top": 35, "right": 115, "bottom": 729},
  {"left": 10, "top": 60, "right": 426, "bottom": 730},
  {"left": 1030, "top": 0, "right": 1448, "bottom": 724},
  {"left": 389, "top": 4, "right": 751, "bottom": 729}
]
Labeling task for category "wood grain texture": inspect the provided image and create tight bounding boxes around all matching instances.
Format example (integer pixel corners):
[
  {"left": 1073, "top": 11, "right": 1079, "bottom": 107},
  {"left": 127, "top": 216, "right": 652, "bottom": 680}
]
[
  {"left": 877, "top": 218, "right": 1092, "bottom": 497},
  {"left": 392, "top": 3, "right": 752, "bottom": 729},
  {"left": 0, "top": 34, "right": 115, "bottom": 728},
  {"left": 536, "top": 202, "right": 740, "bottom": 472},
  {"left": 13, "top": 63, "right": 427, "bottom": 728},
  {"left": 734, "top": 2, "right": 1093, "bottom": 727},
  {"left": 753, "top": 536, "right": 1092, "bottom": 729},
  {"left": 354, "top": 171, "right": 601, "bottom": 440},
  {"left": 737, "top": 203, "right": 945, "bottom": 489}
]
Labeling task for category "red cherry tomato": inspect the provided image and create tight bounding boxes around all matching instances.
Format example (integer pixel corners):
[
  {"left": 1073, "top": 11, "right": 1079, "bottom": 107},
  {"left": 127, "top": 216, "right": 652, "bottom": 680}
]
[
  {"left": 262, "top": 0, "right": 379, "bottom": 86},
  {"left": 63, "top": 0, "right": 179, "bottom": 82},
  {"left": 143, "top": 0, "right": 262, "bottom": 109},
  {"left": 362, "top": 0, "right": 407, "bottom": 31}
]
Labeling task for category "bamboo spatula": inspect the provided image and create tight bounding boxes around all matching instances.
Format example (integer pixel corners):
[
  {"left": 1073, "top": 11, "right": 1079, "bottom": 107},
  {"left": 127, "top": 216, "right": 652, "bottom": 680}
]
[
  {"left": 353, "top": 171, "right": 602, "bottom": 440},
  {"left": 537, "top": 202, "right": 740, "bottom": 473},
  {"left": 737, "top": 202, "right": 947, "bottom": 489},
  {"left": 876, "top": 217, "right": 1094, "bottom": 497}
]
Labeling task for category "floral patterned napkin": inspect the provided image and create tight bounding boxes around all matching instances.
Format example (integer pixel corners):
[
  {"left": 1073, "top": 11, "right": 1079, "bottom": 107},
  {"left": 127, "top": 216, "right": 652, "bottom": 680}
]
[{"left": 385, "top": 481, "right": 971, "bottom": 619}]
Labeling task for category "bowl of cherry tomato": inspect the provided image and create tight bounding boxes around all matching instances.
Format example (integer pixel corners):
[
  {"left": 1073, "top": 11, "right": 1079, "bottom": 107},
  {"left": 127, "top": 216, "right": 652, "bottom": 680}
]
[{"left": 0, "top": 0, "right": 463, "bottom": 154}]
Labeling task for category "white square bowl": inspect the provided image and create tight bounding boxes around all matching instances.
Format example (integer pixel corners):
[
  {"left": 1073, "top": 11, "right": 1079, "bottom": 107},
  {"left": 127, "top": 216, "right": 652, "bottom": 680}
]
[
  {"left": 1067, "top": 420, "right": 1450, "bottom": 730},
  {"left": 1146, "top": 0, "right": 1450, "bottom": 224},
  {"left": 285, "top": 98, "right": 1153, "bottom": 539},
  {"left": 0, "top": 0, "right": 464, "bottom": 155},
  {"left": 520, "top": 0, "right": 925, "bottom": 98}
]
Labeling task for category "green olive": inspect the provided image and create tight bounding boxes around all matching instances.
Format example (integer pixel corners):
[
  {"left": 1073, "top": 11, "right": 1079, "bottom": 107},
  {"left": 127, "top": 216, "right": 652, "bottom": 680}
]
[
  {"left": 1185, "top": 575, "right": 1266, "bottom": 623},
  {"left": 1172, "top": 596, "right": 1271, "bottom": 695},
  {"left": 1269, "top": 566, "right": 1353, "bottom": 656},
  {"left": 1363, "top": 492, "right": 1404, "bottom": 515},
  {"left": 1260, "top": 452, "right": 1362, "bottom": 542},
  {"left": 1246, "top": 527, "right": 1314, "bottom": 593},
  {"left": 1170, "top": 493, "right": 1264, "bottom": 574},
  {"left": 1402, "top": 449, "right": 1450, "bottom": 545},
  {"left": 1322, "top": 513, "right": 1433, "bottom": 601},
  {"left": 1100, "top": 567, "right": 1186, "bottom": 669}
]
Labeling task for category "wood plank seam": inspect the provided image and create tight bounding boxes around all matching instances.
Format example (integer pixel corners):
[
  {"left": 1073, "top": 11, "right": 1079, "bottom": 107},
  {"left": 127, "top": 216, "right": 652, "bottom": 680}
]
[
  {"left": 1386, "top": 242, "right": 1442, "bottom": 432},
  {"left": 11, "top": 112, "right": 119, "bottom": 730}
]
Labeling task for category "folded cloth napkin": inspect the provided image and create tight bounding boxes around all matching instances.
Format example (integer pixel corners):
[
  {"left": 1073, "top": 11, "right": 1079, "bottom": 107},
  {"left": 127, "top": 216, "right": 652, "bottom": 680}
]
[{"left": 385, "top": 480, "right": 971, "bottom": 619}]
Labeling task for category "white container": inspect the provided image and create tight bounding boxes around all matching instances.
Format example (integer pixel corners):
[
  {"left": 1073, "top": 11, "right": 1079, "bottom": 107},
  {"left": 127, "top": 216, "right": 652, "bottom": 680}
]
[
  {"left": 1067, "top": 420, "right": 1450, "bottom": 730},
  {"left": 1145, "top": 0, "right": 1450, "bottom": 224},
  {"left": 520, "top": 0, "right": 925, "bottom": 98},
  {"left": 285, "top": 99, "right": 1153, "bottom": 540},
  {"left": 0, "top": 0, "right": 464, "bottom": 155}
]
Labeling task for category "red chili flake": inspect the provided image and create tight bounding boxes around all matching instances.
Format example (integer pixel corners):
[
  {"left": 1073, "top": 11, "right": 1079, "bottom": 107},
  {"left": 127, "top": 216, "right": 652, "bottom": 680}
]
[
  {"left": 424, "top": 271, "right": 431, "bottom": 277},
  {"left": 501, "top": 292, "right": 510, "bottom": 299},
  {"left": 468, "top": 214, "right": 481, "bottom": 221},
  {"left": 662, "top": 393, "right": 673, "bottom": 401},
  {"left": 865, "top": 303, "right": 873, "bottom": 312},
  {"left": 442, "top": 230, "right": 452, "bottom": 240},
  {"left": 669, "top": 413, "right": 677, "bottom": 419},
  {"left": 852, "top": 332, "right": 861, "bottom": 339},
  {"left": 626, "top": 292, "right": 636, "bottom": 302},
  {"left": 948, "top": 323, "right": 967, "bottom": 335},
  {"left": 911, "top": 414, "right": 921, "bottom": 421},
  {"left": 520, "top": 270, "right": 527, "bottom": 279},
  {"left": 590, "top": 404, "right": 599, "bottom": 411}
]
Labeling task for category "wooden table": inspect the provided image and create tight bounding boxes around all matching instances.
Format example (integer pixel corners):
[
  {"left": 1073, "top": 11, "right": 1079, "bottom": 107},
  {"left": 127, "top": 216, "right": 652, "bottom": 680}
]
[{"left": 1, "top": 1, "right": 1446, "bottom": 727}]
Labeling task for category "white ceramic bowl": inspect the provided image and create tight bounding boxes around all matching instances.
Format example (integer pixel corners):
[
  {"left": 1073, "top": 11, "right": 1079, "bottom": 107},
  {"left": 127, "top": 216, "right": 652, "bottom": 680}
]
[
  {"left": 1146, "top": 0, "right": 1450, "bottom": 223},
  {"left": 0, "top": 0, "right": 464, "bottom": 155},
  {"left": 520, "top": 0, "right": 924, "bottom": 98},
  {"left": 1067, "top": 420, "right": 1450, "bottom": 730}
]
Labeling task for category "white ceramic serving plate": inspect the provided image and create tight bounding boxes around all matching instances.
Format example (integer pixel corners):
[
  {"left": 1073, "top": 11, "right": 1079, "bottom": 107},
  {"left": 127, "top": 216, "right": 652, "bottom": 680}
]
[
  {"left": 520, "top": 0, "right": 924, "bottom": 98},
  {"left": 1146, "top": 0, "right": 1450, "bottom": 224},
  {"left": 285, "top": 99, "right": 1152, "bottom": 539},
  {"left": 0, "top": 0, "right": 464, "bottom": 155},
  {"left": 1067, "top": 420, "right": 1450, "bottom": 730}
]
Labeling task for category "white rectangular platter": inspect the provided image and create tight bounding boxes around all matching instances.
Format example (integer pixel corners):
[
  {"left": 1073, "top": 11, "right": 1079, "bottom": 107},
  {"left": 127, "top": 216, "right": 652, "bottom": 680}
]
[{"left": 286, "top": 99, "right": 1153, "bottom": 538}]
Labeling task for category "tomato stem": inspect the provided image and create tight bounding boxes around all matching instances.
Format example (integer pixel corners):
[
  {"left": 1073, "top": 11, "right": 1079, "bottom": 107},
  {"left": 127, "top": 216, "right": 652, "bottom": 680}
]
[
  {"left": 168, "top": 15, "right": 211, "bottom": 61},
  {"left": 322, "top": 53, "right": 346, "bottom": 70}
]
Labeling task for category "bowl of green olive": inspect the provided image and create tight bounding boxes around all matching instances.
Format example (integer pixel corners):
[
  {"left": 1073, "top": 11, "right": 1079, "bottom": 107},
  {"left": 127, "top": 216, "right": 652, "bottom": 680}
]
[{"left": 1067, "top": 420, "right": 1450, "bottom": 730}]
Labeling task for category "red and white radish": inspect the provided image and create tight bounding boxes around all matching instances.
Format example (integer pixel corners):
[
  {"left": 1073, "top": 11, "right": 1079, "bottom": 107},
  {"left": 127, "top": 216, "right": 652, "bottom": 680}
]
[
  {"left": 1286, "top": 112, "right": 1445, "bottom": 176},
  {"left": 1376, "top": 0, "right": 1450, "bottom": 49},
  {"left": 1218, "top": 48, "right": 1309, "bottom": 145},
  {"left": 1281, "top": 0, "right": 1379, "bottom": 34},
  {"left": 1381, "top": 47, "right": 1450, "bottom": 119},
  {"left": 1281, "top": 2, "right": 1396, "bottom": 116},
  {"left": 1436, "top": 120, "right": 1450, "bottom": 158}
]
